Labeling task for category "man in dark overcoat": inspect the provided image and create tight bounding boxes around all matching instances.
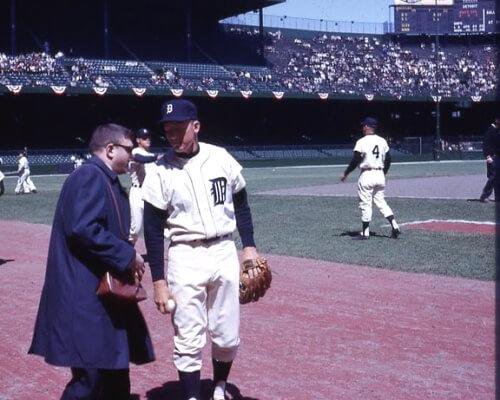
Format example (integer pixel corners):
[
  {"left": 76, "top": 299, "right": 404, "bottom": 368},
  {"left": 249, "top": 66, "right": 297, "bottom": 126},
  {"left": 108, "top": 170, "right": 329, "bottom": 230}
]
[
  {"left": 29, "top": 123, "right": 155, "bottom": 399},
  {"left": 479, "top": 116, "right": 500, "bottom": 202}
]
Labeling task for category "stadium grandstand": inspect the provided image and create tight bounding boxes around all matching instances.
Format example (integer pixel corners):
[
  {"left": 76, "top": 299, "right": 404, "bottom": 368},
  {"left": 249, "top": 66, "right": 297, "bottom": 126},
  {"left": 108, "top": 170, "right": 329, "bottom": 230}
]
[{"left": 0, "top": 0, "right": 498, "bottom": 167}]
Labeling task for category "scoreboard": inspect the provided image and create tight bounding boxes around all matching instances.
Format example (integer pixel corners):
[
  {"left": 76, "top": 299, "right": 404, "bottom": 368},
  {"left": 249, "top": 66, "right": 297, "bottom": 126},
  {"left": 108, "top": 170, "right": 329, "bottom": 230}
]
[{"left": 394, "top": 0, "right": 496, "bottom": 34}]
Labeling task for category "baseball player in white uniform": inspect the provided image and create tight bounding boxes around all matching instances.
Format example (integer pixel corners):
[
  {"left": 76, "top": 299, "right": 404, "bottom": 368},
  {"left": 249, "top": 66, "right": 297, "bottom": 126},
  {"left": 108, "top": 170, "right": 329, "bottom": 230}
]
[
  {"left": 0, "top": 157, "right": 5, "bottom": 196},
  {"left": 142, "top": 99, "right": 260, "bottom": 400},
  {"left": 128, "top": 128, "right": 158, "bottom": 243},
  {"left": 15, "top": 151, "right": 37, "bottom": 194},
  {"left": 341, "top": 117, "right": 400, "bottom": 239}
]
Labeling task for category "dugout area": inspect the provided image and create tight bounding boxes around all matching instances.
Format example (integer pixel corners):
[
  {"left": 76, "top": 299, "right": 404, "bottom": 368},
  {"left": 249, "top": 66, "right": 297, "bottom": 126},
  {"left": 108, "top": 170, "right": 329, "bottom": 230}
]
[{"left": 0, "top": 93, "right": 497, "bottom": 150}]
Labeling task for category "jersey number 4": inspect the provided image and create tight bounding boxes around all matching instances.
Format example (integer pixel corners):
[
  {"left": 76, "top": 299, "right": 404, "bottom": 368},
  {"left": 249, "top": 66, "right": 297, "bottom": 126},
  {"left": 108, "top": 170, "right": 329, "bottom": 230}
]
[{"left": 372, "top": 145, "right": 379, "bottom": 159}]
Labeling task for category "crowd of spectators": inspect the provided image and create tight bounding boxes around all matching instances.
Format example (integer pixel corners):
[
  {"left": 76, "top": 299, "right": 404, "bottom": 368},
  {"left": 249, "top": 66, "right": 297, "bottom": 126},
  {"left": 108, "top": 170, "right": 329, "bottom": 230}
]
[
  {"left": 266, "top": 33, "right": 495, "bottom": 97},
  {"left": 0, "top": 27, "right": 496, "bottom": 98}
]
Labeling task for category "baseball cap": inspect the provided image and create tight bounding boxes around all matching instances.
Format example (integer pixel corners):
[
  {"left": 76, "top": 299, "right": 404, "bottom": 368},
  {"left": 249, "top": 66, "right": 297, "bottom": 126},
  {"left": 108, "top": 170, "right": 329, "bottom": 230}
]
[
  {"left": 361, "top": 117, "right": 378, "bottom": 128},
  {"left": 159, "top": 99, "right": 198, "bottom": 124},
  {"left": 135, "top": 128, "right": 151, "bottom": 139}
]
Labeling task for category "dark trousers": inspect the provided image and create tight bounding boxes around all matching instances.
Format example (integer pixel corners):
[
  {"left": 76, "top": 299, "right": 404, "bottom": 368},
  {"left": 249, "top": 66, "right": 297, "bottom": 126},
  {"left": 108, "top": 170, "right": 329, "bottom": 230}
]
[
  {"left": 60, "top": 367, "right": 130, "bottom": 400},
  {"left": 481, "top": 158, "right": 497, "bottom": 200}
]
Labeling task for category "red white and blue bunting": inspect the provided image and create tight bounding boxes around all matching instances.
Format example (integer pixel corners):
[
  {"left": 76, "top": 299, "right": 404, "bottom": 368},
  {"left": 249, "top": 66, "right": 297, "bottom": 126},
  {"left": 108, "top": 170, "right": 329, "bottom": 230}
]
[
  {"left": 171, "top": 89, "right": 183, "bottom": 97},
  {"left": 132, "top": 88, "right": 146, "bottom": 97},
  {"left": 318, "top": 93, "right": 329, "bottom": 100},
  {"left": 51, "top": 86, "right": 67, "bottom": 95},
  {"left": 241, "top": 90, "right": 253, "bottom": 99},
  {"left": 471, "top": 95, "right": 482, "bottom": 102},
  {"left": 207, "top": 90, "right": 219, "bottom": 98},
  {"left": 364, "top": 94, "right": 374, "bottom": 101},
  {"left": 93, "top": 87, "right": 108, "bottom": 96},
  {"left": 6, "top": 85, "right": 22, "bottom": 94},
  {"left": 272, "top": 91, "right": 284, "bottom": 100}
]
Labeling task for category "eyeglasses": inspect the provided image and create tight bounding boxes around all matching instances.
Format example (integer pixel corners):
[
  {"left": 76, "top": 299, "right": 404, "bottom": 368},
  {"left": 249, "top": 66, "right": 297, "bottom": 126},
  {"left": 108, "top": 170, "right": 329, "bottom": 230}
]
[{"left": 111, "top": 143, "right": 134, "bottom": 154}]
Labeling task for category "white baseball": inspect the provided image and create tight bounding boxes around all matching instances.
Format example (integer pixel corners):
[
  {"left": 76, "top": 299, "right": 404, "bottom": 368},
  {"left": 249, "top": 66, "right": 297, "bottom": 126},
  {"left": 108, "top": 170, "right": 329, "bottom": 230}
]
[{"left": 167, "top": 299, "right": 176, "bottom": 312}]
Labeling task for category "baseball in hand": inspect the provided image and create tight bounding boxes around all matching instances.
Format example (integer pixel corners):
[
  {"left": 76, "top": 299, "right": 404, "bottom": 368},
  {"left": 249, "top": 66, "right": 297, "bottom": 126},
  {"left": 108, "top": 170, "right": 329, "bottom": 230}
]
[{"left": 167, "top": 299, "right": 176, "bottom": 312}]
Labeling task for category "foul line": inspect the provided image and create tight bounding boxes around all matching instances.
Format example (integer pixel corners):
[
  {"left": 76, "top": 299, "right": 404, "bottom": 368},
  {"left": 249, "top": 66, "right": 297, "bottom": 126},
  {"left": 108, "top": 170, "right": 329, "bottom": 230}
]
[
  {"left": 387, "top": 219, "right": 497, "bottom": 227},
  {"left": 270, "top": 160, "right": 483, "bottom": 170}
]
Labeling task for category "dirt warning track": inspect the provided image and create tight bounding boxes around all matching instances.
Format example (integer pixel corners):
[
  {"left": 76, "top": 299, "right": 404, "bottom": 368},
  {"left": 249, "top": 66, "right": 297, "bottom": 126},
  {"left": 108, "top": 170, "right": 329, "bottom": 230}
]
[{"left": 0, "top": 221, "right": 494, "bottom": 400}]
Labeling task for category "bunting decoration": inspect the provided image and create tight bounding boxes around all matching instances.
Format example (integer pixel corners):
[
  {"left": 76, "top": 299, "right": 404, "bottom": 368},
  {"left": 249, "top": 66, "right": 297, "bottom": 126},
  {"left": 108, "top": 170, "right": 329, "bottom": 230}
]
[
  {"left": 171, "top": 89, "right": 183, "bottom": 97},
  {"left": 93, "top": 87, "right": 108, "bottom": 96},
  {"left": 241, "top": 90, "right": 253, "bottom": 99},
  {"left": 272, "top": 91, "right": 284, "bottom": 100},
  {"left": 51, "top": 86, "right": 67, "bottom": 95},
  {"left": 132, "top": 88, "right": 146, "bottom": 97},
  {"left": 6, "top": 85, "right": 22, "bottom": 94}
]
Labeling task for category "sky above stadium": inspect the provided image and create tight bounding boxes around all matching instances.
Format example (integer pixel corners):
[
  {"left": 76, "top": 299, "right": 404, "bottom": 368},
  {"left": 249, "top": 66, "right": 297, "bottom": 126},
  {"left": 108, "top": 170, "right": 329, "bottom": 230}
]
[{"left": 264, "top": 0, "right": 393, "bottom": 23}]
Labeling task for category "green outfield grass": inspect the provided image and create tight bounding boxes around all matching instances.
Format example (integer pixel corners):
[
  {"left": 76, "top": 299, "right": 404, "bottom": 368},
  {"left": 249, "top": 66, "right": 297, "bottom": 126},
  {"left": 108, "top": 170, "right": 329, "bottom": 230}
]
[{"left": 0, "top": 160, "right": 495, "bottom": 280}]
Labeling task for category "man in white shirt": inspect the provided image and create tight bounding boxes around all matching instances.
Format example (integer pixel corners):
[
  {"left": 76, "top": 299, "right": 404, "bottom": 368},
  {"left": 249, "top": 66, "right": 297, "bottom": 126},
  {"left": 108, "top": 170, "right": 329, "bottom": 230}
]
[
  {"left": 15, "top": 150, "right": 37, "bottom": 194},
  {"left": 341, "top": 117, "right": 400, "bottom": 239},
  {"left": 142, "top": 99, "right": 262, "bottom": 400},
  {"left": 0, "top": 157, "right": 5, "bottom": 196},
  {"left": 128, "top": 128, "right": 158, "bottom": 244}
]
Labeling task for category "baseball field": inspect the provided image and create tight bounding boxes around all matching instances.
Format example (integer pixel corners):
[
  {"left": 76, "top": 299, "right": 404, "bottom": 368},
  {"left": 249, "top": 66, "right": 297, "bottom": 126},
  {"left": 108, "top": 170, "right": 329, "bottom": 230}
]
[{"left": 0, "top": 159, "right": 495, "bottom": 399}]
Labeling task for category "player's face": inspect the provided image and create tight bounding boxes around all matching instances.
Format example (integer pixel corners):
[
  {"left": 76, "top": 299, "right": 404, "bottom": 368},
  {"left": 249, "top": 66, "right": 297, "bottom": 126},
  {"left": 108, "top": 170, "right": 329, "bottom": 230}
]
[
  {"left": 163, "top": 120, "right": 200, "bottom": 154},
  {"left": 138, "top": 137, "right": 151, "bottom": 150},
  {"left": 107, "top": 138, "right": 134, "bottom": 174}
]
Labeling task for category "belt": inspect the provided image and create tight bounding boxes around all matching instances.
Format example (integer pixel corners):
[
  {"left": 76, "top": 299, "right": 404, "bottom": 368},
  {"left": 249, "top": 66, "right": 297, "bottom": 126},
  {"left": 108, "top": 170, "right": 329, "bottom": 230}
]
[
  {"left": 361, "top": 168, "right": 383, "bottom": 171},
  {"left": 171, "top": 234, "right": 232, "bottom": 247},
  {"left": 131, "top": 183, "right": 141, "bottom": 188}
]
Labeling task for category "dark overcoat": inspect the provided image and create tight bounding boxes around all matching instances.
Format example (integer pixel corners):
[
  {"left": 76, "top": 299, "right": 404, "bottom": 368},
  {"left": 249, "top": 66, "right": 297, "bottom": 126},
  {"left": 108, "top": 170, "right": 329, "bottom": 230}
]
[{"left": 29, "top": 156, "right": 155, "bottom": 369}]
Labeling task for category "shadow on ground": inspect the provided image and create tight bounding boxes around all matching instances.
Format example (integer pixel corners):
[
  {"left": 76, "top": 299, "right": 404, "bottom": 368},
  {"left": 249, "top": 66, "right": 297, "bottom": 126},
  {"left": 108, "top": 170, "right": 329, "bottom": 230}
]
[
  {"left": 338, "top": 230, "right": 394, "bottom": 239},
  {"left": 146, "top": 379, "right": 259, "bottom": 400}
]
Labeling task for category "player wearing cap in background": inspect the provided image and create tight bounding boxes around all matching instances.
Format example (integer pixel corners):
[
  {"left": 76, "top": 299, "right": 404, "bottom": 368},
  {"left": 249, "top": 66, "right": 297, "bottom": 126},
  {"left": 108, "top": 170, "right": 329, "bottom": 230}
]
[
  {"left": 142, "top": 99, "right": 261, "bottom": 400},
  {"left": 128, "top": 128, "right": 160, "bottom": 244},
  {"left": 479, "top": 115, "right": 500, "bottom": 203},
  {"left": 15, "top": 150, "right": 37, "bottom": 194},
  {"left": 341, "top": 117, "right": 400, "bottom": 239},
  {"left": 0, "top": 157, "right": 5, "bottom": 196}
]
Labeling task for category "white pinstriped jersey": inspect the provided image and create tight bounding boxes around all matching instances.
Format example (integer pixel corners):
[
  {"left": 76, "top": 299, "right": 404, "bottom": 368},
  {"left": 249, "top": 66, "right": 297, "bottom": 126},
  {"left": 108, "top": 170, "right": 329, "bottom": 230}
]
[
  {"left": 141, "top": 142, "right": 246, "bottom": 243},
  {"left": 18, "top": 156, "right": 30, "bottom": 173},
  {"left": 129, "top": 147, "right": 155, "bottom": 187},
  {"left": 354, "top": 134, "right": 389, "bottom": 170}
]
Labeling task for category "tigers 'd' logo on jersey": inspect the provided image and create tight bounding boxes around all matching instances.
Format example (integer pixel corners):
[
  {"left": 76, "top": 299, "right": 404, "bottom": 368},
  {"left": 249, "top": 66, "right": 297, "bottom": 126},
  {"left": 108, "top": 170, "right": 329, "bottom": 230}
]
[{"left": 210, "top": 177, "right": 227, "bottom": 206}]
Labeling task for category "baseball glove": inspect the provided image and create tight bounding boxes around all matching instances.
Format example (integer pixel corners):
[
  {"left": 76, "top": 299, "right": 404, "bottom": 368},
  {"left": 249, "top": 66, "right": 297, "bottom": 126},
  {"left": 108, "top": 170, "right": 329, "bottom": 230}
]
[{"left": 239, "top": 258, "right": 272, "bottom": 304}]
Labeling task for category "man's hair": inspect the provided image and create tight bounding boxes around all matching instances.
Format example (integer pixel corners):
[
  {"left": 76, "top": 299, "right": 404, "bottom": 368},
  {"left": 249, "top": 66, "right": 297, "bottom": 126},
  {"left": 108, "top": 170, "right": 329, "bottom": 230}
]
[{"left": 89, "top": 123, "right": 133, "bottom": 153}]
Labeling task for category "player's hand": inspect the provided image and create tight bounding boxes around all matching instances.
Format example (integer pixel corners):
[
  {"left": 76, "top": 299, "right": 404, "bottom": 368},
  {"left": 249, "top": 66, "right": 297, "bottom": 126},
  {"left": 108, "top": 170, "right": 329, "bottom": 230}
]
[
  {"left": 130, "top": 253, "right": 145, "bottom": 283},
  {"left": 340, "top": 174, "right": 347, "bottom": 182},
  {"left": 242, "top": 246, "right": 259, "bottom": 263},
  {"left": 486, "top": 156, "right": 493, "bottom": 164},
  {"left": 153, "top": 279, "right": 175, "bottom": 314}
]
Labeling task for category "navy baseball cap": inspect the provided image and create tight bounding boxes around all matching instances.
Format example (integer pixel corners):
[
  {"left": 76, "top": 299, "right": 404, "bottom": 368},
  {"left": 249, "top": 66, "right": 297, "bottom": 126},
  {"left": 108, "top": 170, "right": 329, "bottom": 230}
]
[
  {"left": 361, "top": 117, "right": 378, "bottom": 127},
  {"left": 159, "top": 99, "right": 198, "bottom": 124},
  {"left": 135, "top": 128, "right": 151, "bottom": 139}
]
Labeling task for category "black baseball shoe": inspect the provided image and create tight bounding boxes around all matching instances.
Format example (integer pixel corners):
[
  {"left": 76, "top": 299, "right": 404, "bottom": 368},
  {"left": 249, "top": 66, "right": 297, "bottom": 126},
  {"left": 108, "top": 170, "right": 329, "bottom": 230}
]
[
  {"left": 391, "top": 228, "right": 401, "bottom": 239},
  {"left": 353, "top": 233, "right": 369, "bottom": 240}
]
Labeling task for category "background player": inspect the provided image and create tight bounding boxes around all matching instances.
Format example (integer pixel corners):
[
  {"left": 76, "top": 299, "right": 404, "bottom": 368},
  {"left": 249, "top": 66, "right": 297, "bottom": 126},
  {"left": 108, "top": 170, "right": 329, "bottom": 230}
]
[
  {"left": 128, "top": 128, "right": 159, "bottom": 244},
  {"left": 0, "top": 157, "right": 4, "bottom": 196},
  {"left": 142, "top": 99, "right": 260, "bottom": 400},
  {"left": 15, "top": 150, "right": 37, "bottom": 194},
  {"left": 479, "top": 116, "right": 500, "bottom": 202},
  {"left": 341, "top": 117, "right": 400, "bottom": 239}
]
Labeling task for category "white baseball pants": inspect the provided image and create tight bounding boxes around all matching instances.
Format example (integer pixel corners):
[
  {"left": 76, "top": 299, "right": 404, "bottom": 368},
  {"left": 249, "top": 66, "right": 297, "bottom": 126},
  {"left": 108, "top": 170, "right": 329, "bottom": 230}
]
[
  {"left": 129, "top": 186, "right": 144, "bottom": 243},
  {"left": 167, "top": 237, "right": 240, "bottom": 372},
  {"left": 15, "top": 170, "right": 36, "bottom": 193},
  {"left": 357, "top": 170, "right": 393, "bottom": 222}
]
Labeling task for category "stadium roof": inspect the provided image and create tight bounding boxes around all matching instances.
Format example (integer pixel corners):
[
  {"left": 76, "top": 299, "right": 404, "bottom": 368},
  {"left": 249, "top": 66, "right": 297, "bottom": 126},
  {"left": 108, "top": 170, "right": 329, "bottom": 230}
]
[{"left": 146, "top": 0, "right": 286, "bottom": 20}]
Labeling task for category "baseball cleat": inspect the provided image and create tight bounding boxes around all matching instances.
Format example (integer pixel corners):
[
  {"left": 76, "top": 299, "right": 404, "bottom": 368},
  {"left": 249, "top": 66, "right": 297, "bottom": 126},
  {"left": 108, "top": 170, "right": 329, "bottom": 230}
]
[
  {"left": 353, "top": 233, "right": 369, "bottom": 240},
  {"left": 391, "top": 228, "right": 401, "bottom": 239}
]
